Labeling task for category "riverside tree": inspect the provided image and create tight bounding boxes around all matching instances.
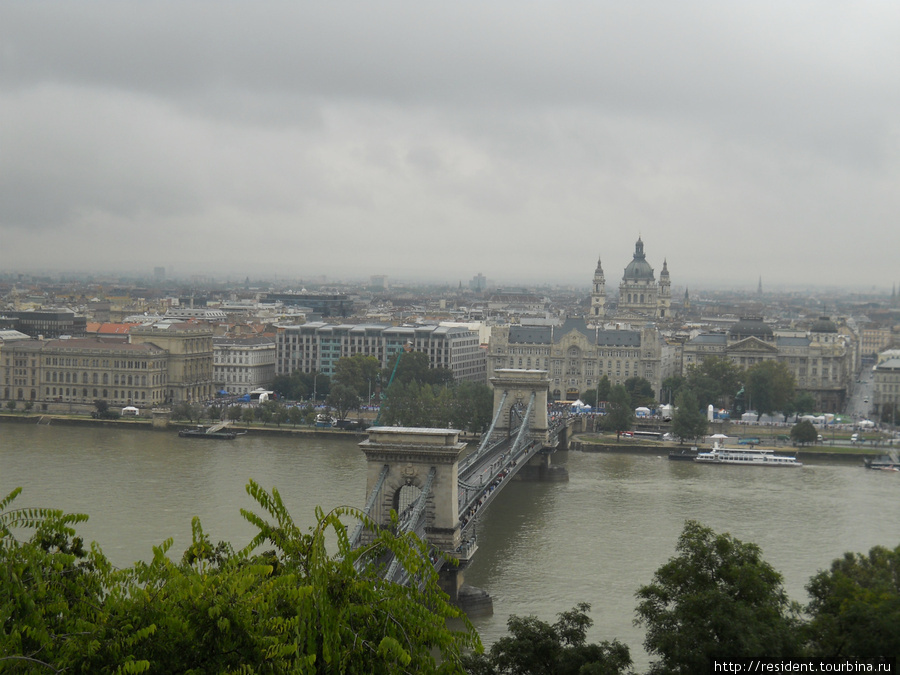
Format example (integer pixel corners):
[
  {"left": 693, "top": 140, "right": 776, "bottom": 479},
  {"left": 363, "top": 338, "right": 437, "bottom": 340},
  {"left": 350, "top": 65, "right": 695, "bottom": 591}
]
[
  {"left": 601, "top": 384, "right": 633, "bottom": 439},
  {"left": 745, "top": 359, "right": 796, "bottom": 420},
  {"left": 790, "top": 419, "right": 818, "bottom": 446},
  {"left": 805, "top": 543, "right": 900, "bottom": 659},
  {"left": 461, "top": 603, "right": 632, "bottom": 675},
  {"left": 670, "top": 389, "right": 708, "bottom": 443},
  {"left": 635, "top": 520, "right": 803, "bottom": 674},
  {"left": 0, "top": 483, "right": 481, "bottom": 673}
]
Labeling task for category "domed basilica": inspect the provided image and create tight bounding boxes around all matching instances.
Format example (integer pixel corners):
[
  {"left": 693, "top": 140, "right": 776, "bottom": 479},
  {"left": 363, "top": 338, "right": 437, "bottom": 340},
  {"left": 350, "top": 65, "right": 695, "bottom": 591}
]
[{"left": 590, "top": 237, "right": 671, "bottom": 322}]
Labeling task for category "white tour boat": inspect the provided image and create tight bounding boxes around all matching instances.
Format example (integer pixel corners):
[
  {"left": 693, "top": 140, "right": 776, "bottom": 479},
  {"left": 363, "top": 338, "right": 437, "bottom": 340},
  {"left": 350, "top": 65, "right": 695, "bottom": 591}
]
[{"left": 694, "top": 441, "right": 802, "bottom": 467}]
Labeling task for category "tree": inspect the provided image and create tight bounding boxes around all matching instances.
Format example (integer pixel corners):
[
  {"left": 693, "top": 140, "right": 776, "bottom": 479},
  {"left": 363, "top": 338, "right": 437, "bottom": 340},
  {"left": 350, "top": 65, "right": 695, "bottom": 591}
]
[
  {"left": 745, "top": 360, "right": 795, "bottom": 420},
  {"left": 334, "top": 354, "right": 381, "bottom": 400},
  {"left": 287, "top": 406, "right": 305, "bottom": 427},
  {"left": 383, "top": 350, "right": 453, "bottom": 388},
  {"left": 0, "top": 483, "right": 483, "bottom": 673},
  {"left": 273, "top": 404, "right": 289, "bottom": 427},
  {"left": 5, "top": 400, "right": 16, "bottom": 412},
  {"left": 805, "top": 543, "right": 900, "bottom": 659},
  {"left": 790, "top": 419, "right": 818, "bottom": 446},
  {"left": 879, "top": 402, "right": 899, "bottom": 426},
  {"left": 461, "top": 603, "right": 632, "bottom": 675},
  {"left": 448, "top": 381, "right": 493, "bottom": 433},
  {"left": 596, "top": 375, "right": 611, "bottom": 405},
  {"left": 792, "top": 391, "right": 817, "bottom": 417},
  {"left": 326, "top": 384, "right": 361, "bottom": 422},
  {"left": 241, "top": 407, "right": 255, "bottom": 425},
  {"left": 660, "top": 375, "right": 686, "bottom": 407},
  {"left": 635, "top": 520, "right": 802, "bottom": 674},
  {"left": 670, "top": 389, "right": 708, "bottom": 443},
  {"left": 601, "top": 385, "right": 633, "bottom": 439},
  {"left": 685, "top": 356, "right": 742, "bottom": 410},
  {"left": 624, "top": 376, "right": 656, "bottom": 408},
  {"left": 172, "top": 401, "right": 198, "bottom": 422},
  {"left": 581, "top": 389, "right": 598, "bottom": 407},
  {"left": 227, "top": 405, "right": 243, "bottom": 423}
]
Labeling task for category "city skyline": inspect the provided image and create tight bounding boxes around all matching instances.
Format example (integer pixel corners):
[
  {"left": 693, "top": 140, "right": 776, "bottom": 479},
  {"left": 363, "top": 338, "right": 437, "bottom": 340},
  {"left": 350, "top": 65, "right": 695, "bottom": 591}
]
[{"left": 2, "top": 3, "right": 899, "bottom": 290}]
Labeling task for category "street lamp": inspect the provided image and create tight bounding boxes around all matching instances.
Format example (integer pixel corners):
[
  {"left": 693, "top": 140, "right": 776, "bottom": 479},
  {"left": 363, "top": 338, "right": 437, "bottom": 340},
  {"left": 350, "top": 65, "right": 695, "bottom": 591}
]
[{"left": 312, "top": 373, "right": 321, "bottom": 405}]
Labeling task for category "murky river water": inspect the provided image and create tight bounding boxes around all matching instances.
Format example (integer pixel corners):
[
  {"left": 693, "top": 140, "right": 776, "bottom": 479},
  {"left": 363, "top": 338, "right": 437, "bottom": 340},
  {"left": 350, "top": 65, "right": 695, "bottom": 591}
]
[{"left": 2, "top": 422, "right": 898, "bottom": 669}]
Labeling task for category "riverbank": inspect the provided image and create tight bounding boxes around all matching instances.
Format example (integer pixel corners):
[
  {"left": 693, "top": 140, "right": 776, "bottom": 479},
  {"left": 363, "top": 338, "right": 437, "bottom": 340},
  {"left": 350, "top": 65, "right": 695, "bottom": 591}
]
[
  {"left": 0, "top": 412, "right": 484, "bottom": 444},
  {"left": 0, "top": 412, "right": 366, "bottom": 438}
]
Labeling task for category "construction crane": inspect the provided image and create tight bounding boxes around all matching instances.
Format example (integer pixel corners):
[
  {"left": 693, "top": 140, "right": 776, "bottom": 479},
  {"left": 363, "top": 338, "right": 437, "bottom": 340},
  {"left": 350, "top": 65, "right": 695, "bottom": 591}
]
[{"left": 373, "top": 340, "right": 412, "bottom": 426}]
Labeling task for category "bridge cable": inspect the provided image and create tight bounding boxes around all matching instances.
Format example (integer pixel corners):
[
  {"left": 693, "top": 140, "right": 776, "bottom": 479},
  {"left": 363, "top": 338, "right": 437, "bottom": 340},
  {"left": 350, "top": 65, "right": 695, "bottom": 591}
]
[
  {"left": 458, "top": 391, "right": 508, "bottom": 473},
  {"left": 348, "top": 464, "right": 389, "bottom": 550}
]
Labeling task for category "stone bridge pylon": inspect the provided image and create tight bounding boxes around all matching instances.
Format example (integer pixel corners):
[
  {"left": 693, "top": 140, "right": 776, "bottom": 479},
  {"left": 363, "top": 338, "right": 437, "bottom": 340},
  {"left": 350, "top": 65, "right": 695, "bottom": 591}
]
[
  {"left": 489, "top": 369, "right": 551, "bottom": 445},
  {"left": 357, "top": 427, "right": 467, "bottom": 553}
]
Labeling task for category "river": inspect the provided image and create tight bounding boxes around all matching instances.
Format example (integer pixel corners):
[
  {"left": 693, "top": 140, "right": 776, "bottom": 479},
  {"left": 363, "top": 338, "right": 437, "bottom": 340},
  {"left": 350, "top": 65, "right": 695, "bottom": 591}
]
[{"left": 2, "top": 422, "right": 898, "bottom": 669}]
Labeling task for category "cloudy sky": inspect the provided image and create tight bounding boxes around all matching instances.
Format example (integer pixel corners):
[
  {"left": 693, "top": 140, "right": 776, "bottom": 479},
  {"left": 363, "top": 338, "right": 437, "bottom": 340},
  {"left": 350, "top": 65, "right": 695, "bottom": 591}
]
[{"left": 2, "top": 2, "right": 898, "bottom": 291}]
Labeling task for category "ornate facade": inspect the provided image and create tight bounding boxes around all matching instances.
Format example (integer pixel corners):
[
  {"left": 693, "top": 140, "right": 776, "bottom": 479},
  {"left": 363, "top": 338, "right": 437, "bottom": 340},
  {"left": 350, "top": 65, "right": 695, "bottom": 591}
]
[
  {"left": 487, "top": 318, "right": 666, "bottom": 402},
  {"left": 681, "top": 316, "right": 856, "bottom": 413},
  {"left": 1, "top": 337, "right": 169, "bottom": 409}
]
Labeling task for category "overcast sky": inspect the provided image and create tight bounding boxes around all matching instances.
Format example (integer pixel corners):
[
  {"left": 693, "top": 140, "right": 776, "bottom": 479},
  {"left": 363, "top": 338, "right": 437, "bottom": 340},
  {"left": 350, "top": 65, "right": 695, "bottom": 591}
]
[{"left": 2, "top": 2, "right": 898, "bottom": 291}]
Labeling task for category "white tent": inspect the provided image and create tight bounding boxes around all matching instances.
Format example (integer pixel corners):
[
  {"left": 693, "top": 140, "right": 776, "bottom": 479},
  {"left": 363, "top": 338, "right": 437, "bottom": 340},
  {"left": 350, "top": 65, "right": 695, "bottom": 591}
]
[{"left": 635, "top": 406, "right": 651, "bottom": 416}]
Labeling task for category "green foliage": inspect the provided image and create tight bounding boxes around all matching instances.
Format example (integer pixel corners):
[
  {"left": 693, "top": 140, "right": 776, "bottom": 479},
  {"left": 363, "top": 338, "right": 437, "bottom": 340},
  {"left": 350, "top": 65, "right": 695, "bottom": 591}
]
[
  {"left": 792, "top": 392, "right": 817, "bottom": 417},
  {"left": 272, "top": 371, "right": 330, "bottom": 402},
  {"left": 383, "top": 350, "right": 453, "bottom": 388},
  {"left": 684, "top": 356, "right": 742, "bottom": 410},
  {"left": 745, "top": 360, "right": 796, "bottom": 419},
  {"left": 93, "top": 398, "right": 120, "bottom": 420},
  {"left": 334, "top": 354, "right": 381, "bottom": 399},
  {"left": 378, "top": 381, "right": 493, "bottom": 432},
  {"left": 601, "top": 384, "right": 633, "bottom": 437},
  {"left": 670, "top": 389, "right": 708, "bottom": 443},
  {"left": 461, "top": 603, "right": 633, "bottom": 675},
  {"left": 879, "top": 402, "right": 899, "bottom": 425},
  {"left": 241, "top": 406, "right": 255, "bottom": 425},
  {"left": 790, "top": 419, "right": 818, "bottom": 445},
  {"left": 0, "top": 483, "right": 481, "bottom": 673},
  {"left": 805, "top": 543, "right": 900, "bottom": 659},
  {"left": 635, "top": 520, "right": 802, "bottom": 674},
  {"left": 623, "top": 377, "right": 656, "bottom": 408},
  {"left": 660, "top": 375, "right": 685, "bottom": 406},
  {"left": 326, "top": 383, "right": 361, "bottom": 422},
  {"left": 596, "top": 375, "right": 611, "bottom": 403},
  {"left": 171, "top": 401, "right": 199, "bottom": 422}
]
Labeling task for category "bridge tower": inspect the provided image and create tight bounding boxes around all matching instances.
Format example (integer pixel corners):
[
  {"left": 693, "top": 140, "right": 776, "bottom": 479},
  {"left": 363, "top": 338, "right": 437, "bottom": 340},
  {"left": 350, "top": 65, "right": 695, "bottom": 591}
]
[
  {"left": 358, "top": 427, "right": 467, "bottom": 553},
  {"left": 490, "top": 369, "right": 550, "bottom": 445}
]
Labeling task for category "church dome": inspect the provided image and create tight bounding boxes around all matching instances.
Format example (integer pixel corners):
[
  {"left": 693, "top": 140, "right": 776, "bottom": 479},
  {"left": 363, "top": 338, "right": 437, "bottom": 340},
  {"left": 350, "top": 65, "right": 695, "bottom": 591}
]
[
  {"left": 810, "top": 316, "right": 838, "bottom": 333},
  {"left": 728, "top": 317, "right": 773, "bottom": 339},
  {"left": 623, "top": 237, "right": 655, "bottom": 281}
]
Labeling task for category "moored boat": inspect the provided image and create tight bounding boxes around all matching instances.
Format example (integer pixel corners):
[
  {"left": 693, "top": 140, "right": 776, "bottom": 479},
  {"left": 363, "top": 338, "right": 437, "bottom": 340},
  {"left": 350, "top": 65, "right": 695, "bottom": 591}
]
[
  {"left": 864, "top": 451, "right": 899, "bottom": 471},
  {"left": 178, "top": 422, "right": 242, "bottom": 440},
  {"left": 694, "top": 442, "right": 802, "bottom": 467},
  {"left": 668, "top": 447, "right": 700, "bottom": 461}
]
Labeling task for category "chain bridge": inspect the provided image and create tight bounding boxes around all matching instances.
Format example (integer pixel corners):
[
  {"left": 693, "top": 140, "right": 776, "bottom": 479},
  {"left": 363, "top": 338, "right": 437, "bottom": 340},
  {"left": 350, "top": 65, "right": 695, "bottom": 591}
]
[{"left": 349, "top": 369, "right": 571, "bottom": 612}]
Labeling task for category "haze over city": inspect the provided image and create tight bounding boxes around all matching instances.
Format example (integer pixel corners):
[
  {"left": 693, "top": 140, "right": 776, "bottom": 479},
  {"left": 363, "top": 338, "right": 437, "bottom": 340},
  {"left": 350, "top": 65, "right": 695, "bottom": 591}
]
[{"left": 2, "top": 2, "right": 899, "bottom": 290}]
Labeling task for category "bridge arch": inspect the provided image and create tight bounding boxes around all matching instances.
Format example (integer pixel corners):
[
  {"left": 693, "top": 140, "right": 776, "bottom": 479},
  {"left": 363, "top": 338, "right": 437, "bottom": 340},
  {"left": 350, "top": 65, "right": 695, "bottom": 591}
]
[
  {"left": 358, "top": 427, "right": 467, "bottom": 553},
  {"left": 490, "top": 369, "right": 550, "bottom": 445}
]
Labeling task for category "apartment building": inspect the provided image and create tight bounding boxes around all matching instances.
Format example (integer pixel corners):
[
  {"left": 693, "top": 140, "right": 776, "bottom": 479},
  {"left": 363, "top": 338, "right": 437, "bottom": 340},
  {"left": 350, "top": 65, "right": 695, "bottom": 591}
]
[{"left": 275, "top": 322, "right": 486, "bottom": 383}]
